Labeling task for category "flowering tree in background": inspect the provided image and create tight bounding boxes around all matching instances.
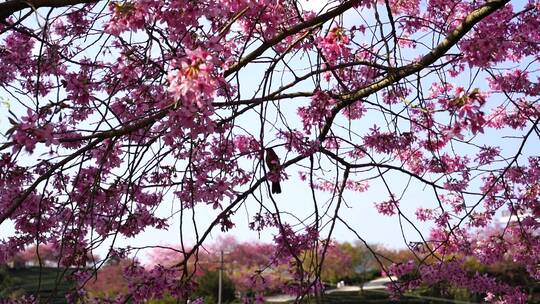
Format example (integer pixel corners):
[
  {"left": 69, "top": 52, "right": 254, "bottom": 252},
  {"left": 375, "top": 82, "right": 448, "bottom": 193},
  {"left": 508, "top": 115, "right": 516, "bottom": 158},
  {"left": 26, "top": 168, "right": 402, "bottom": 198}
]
[
  {"left": 85, "top": 259, "right": 130, "bottom": 299},
  {"left": 11, "top": 243, "right": 61, "bottom": 267},
  {"left": 137, "top": 237, "right": 372, "bottom": 301},
  {"left": 0, "top": 0, "right": 539, "bottom": 302}
]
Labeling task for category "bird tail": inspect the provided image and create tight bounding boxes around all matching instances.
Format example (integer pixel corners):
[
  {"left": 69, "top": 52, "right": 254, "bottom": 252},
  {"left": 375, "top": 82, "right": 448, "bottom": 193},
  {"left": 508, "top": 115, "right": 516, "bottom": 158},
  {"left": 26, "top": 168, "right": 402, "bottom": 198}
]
[{"left": 272, "top": 182, "right": 282, "bottom": 194}]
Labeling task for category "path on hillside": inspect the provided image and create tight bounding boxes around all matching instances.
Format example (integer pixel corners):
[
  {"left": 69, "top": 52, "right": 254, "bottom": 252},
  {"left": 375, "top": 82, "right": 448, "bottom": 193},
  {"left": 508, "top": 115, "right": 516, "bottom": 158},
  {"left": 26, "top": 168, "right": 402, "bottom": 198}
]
[
  {"left": 264, "top": 276, "right": 477, "bottom": 303},
  {"left": 265, "top": 276, "right": 395, "bottom": 302}
]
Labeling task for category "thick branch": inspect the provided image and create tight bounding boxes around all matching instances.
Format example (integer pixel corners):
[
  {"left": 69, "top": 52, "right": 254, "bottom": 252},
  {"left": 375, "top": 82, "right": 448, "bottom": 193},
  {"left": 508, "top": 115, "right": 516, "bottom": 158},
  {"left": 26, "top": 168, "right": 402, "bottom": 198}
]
[
  {"left": 224, "top": 0, "right": 357, "bottom": 77},
  {"left": 319, "top": 0, "right": 510, "bottom": 140},
  {"left": 0, "top": 0, "right": 99, "bottom": 19}
]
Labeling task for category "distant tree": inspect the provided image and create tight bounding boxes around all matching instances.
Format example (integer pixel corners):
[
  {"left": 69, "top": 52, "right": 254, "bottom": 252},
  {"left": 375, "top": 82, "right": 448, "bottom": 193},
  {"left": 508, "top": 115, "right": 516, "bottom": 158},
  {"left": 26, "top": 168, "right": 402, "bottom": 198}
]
[
  {"left": 375, "top": 246, "right": 418, "bottom": 269},
  {"left": 193, "top": 270, "right": 236, "bottom": 304},
  {"left": 10, "top": 243, "right": 99, "bottom": 268},
  {"left": 300, "top": 241, "right": 354, "bottom": 284},
  {"left": 337, "top": 242, "right": 380, "bottom": 287},
  {"left": 15, "top": 244, "right": 57, "bottom": 266},
  {"left": 339, "top": 242, "right": 377, "bottom": 273},
  {"left": 85, "top": 259, "right": 130, "bottom": 299},
  {"left": 147, "top": 237, "right": 289, "bottom": 297},
  {"left": 221, "top": 239, "right": 287, "bottom": 296}
]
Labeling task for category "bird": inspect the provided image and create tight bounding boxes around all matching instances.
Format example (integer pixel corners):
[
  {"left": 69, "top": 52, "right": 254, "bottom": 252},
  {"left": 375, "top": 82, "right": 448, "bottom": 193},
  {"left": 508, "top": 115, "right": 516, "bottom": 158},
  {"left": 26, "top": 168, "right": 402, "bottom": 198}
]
[{"left": 265, "top": 148, "right": 282, "bottom": 194}]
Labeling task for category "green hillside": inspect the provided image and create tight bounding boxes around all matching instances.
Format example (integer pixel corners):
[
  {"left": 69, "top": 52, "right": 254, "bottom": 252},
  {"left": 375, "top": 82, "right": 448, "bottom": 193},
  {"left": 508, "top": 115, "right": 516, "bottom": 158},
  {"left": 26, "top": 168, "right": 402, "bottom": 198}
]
[{"left": 1, "top": 266, "right": 74, "bottom": 303}]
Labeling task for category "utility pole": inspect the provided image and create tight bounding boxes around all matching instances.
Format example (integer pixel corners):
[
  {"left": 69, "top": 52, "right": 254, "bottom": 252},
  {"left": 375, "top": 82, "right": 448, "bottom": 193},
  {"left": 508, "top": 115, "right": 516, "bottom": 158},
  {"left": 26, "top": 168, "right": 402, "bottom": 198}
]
[{"left": 218, "top": 250, "right": 223, "bottom": 304}]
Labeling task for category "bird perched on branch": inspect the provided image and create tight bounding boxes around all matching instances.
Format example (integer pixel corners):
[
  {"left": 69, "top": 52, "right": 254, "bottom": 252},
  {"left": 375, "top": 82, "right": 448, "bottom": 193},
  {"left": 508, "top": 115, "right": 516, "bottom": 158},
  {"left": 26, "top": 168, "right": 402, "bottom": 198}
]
[{"left": 265, "top": 148, "right": 282, "bottom": 194}]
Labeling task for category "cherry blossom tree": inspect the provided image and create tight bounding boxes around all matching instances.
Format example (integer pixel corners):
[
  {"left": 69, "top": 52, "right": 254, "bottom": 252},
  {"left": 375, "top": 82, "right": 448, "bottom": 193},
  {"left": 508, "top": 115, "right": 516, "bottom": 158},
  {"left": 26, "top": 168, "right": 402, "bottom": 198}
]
[{"left": 0, "top": 0, "right": 539, "bottom": 303}]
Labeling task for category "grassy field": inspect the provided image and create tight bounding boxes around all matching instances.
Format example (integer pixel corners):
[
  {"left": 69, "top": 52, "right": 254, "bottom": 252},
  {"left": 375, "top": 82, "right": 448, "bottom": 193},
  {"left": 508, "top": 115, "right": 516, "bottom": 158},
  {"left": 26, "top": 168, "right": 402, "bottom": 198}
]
[{"left": 1, "top": 266, "right": 74, "bottom": 303}]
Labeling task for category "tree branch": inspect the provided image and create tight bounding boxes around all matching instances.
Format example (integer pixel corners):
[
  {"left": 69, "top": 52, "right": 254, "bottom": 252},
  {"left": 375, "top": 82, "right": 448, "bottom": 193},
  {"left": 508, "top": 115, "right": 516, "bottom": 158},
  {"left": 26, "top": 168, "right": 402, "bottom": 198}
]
[
  {"left": 224, "top": 0, "right": 358, "bottom": 77},
  {"left": 319, "top": 0, "right": 510, "bottom": 141},
  {"left": 0, "top": 0, "right": 99, "bottom": 20}
]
